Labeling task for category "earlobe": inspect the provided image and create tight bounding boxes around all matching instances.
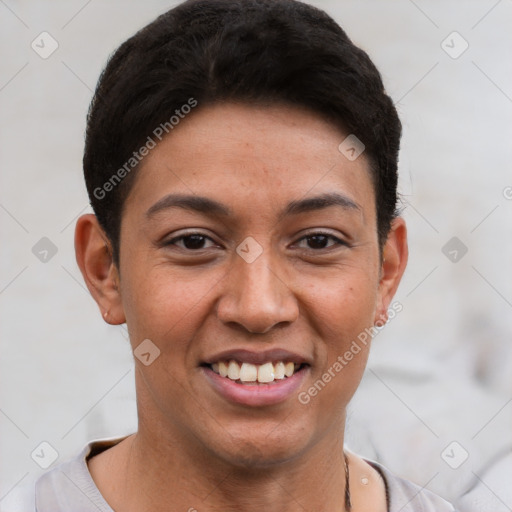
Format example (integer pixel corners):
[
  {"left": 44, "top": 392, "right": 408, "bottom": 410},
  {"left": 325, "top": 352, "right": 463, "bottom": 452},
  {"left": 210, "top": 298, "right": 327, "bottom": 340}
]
[
  {"left": 374, "top": 217, "right": 408, "bottom": 325},
  {"left": 74, "top": 214, "right": 126, "bottom": 325}
]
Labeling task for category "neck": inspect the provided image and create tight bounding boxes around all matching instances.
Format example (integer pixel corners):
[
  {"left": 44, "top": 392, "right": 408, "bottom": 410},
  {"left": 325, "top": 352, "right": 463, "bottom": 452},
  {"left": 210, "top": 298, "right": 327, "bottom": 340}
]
[{"left": 110, "top": 419, "right": 349, "bottom": 512}]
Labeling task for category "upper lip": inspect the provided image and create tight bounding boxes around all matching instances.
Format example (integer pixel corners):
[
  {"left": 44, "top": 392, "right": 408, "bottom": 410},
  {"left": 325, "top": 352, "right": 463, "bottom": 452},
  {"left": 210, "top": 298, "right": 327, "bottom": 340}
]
[{"left": 202, "top": 348, "right": 312, "bottom": 366}]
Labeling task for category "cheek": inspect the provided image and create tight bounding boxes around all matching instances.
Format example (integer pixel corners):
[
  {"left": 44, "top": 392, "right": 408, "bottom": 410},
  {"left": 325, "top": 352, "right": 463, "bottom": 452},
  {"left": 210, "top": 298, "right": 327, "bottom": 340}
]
[
  {"left": 121, "top": 265, "right": 219, "bottom": 349},
  {"left": 301, "top": 268, "right": 377, "bottom": 397},
  {"left": 305, "top": 265, "right": 379, "bottom": 337}
]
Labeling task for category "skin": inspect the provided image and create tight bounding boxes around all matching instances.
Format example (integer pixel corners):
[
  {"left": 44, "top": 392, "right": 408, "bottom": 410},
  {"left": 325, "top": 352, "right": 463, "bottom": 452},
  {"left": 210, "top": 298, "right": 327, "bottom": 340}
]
[{"left": 75, "top": 102, "right": 408, "bottom": 512}]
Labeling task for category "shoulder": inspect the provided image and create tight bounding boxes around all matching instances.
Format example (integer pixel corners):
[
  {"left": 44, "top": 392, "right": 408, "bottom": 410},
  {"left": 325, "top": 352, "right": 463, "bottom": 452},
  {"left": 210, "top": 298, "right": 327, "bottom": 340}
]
[
  {"left": 365, "top": 458, "right": 458, "bottom": 512},
  {"left": 33, "top": 437, "right": 125, "bottom": 512}
]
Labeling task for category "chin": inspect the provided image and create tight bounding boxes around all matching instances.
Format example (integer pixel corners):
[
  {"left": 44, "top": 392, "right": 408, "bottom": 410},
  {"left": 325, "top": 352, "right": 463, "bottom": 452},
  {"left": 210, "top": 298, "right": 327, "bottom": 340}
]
[{"left": 201, "top": 420, "right": 314, "bottom": 470}]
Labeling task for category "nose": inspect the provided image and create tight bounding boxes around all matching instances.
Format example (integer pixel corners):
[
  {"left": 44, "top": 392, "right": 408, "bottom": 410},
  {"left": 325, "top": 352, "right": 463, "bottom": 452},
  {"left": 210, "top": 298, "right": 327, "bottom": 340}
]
[{"left": 216, "top": 248, "right": 299, "bottom": 335}]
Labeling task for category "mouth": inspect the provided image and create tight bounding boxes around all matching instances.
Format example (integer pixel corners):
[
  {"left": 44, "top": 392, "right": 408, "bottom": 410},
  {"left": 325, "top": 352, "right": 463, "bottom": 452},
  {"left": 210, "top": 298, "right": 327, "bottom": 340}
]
[
  {"left": 202, "top": 360, "right": 309, "bottom": 385},
  {"left": 200, "top": 350, "right": 311, "bottom": 406}
]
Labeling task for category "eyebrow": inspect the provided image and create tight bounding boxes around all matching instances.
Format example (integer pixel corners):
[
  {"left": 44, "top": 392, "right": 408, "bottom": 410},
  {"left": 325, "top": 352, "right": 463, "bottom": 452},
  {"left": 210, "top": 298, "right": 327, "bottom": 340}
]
[
  {"left": 145, "top": 192, "right": 361, "bottom": 220},
  {"left": 280, "top": 192, "right": 361, "bottom": 221}
]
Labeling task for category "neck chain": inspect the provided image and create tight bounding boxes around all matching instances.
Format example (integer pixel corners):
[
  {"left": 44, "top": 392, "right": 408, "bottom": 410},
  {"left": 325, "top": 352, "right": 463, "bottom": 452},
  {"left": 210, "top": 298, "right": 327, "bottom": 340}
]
[{"left": 344, "top": 451, "right": 352, "bottom": 511}]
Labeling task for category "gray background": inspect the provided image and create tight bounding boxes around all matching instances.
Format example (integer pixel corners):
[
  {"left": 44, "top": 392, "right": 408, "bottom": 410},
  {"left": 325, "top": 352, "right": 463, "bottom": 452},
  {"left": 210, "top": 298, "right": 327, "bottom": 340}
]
[{"left": 1, "top": 0, "right": 511, "bottom": 510}]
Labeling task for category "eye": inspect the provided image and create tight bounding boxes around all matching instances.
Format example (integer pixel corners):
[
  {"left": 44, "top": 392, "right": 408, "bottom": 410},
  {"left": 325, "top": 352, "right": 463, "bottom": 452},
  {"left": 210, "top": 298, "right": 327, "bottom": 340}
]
[
  {"left": 165, "top": 232, "right": 218, "bottom": 251},
  {"left": 295, "top": 232, "right": 347, "bottom": 250}
]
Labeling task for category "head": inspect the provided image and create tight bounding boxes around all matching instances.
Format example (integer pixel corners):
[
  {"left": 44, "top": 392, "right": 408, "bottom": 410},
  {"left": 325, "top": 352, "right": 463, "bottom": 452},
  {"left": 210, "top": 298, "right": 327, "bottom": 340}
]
[{"left": 76, "top": 0, "right": 407, "bottom": 468}]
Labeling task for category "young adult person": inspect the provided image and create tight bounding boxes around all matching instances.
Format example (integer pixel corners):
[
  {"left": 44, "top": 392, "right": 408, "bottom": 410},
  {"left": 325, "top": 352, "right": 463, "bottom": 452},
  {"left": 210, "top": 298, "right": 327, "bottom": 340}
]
[{"left": 31, "top": 1, "right": 456, "bottom": 510}]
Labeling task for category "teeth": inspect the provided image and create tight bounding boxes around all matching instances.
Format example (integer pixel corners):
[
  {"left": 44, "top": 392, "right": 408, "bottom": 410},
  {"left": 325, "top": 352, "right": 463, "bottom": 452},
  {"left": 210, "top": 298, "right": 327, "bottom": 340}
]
[
  {"left": 218, "top": 361, "right": 228, "bottom": 378},
  {"left": 227, "top": 360, "right": 240, "bottom": 380},
  {"left": 239, "top": 362, "right": 258, "bottom": 382},
  {"left": 210, "top": 360, "right": 303, "bottom": 383},
  {"left": 274, "top": 361, "right": 286, "bottom": 379},
  {"left": 257, "top": 362, "right": 274, "bottom": 383}
]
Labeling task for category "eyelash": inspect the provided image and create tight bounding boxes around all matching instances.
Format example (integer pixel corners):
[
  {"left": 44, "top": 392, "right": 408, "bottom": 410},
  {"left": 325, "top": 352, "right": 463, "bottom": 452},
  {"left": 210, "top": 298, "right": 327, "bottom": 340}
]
[{"left": 164, "top": 231, "right": 347, "bottom": 252}]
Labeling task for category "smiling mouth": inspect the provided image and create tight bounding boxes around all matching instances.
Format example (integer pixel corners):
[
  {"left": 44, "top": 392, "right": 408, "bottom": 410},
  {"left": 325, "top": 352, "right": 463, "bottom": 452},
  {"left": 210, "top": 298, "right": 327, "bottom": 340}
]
[{"left": 202, "top": 360, "right": 308, "bottom": 385}]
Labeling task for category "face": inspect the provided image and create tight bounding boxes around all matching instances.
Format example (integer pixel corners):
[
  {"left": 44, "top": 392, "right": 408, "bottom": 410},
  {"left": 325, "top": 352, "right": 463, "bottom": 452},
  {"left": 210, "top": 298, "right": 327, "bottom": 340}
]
[{"left": 79, "top": 102, "right": 407, "bottom": 468}]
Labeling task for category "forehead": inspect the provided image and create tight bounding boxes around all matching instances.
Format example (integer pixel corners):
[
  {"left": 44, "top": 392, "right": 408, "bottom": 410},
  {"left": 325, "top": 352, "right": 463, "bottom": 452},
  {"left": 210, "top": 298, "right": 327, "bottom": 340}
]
[{"left": 123, "top": 102, "right": 375, "bottom": 224}]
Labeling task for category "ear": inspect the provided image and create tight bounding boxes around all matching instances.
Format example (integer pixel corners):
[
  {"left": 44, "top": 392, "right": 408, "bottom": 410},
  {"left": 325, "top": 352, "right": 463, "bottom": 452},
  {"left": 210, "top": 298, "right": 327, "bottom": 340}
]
[
  {"left": 74, "top": 214, "right": 126, "bottom": 325},
  {"left": 374, "top": 217, "right": 408, "bottom": 326}
]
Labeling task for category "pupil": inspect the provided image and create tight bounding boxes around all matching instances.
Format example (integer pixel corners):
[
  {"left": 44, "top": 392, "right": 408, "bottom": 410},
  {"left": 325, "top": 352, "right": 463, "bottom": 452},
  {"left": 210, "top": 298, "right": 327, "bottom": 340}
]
[
  {"left": 309, "top": 235, "right": 328, "bottom": 249},
  {"left": 184, "top": 235, "right": 205, "bottom": 249}
]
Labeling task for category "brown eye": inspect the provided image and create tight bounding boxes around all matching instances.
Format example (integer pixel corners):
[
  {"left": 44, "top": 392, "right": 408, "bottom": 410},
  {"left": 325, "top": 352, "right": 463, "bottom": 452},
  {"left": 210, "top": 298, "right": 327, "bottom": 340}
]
[
  {"left": 181, "top": 235, "right": 208, "bottom": 250},
  {"left": 307, "top": 234, "right": 330, "bottom": 249},
  {"left": 166, "top": 233, "right": 217, "bottom": 250},
  {"left": 296, "top": 232, "right": 346, "bottom": 250}
]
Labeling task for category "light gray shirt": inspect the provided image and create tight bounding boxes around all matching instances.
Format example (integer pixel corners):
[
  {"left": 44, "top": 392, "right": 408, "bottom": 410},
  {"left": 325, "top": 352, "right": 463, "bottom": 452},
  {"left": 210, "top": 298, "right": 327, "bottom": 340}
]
[{"left": 17, "top": 438, "right": 457, "bottom": 511}]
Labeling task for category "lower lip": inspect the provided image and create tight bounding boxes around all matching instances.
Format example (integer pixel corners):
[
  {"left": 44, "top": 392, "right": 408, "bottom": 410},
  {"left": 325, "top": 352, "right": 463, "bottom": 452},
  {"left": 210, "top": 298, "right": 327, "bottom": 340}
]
[{"left": 201, "top": 366, "right": 309, "bottom": 407}]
